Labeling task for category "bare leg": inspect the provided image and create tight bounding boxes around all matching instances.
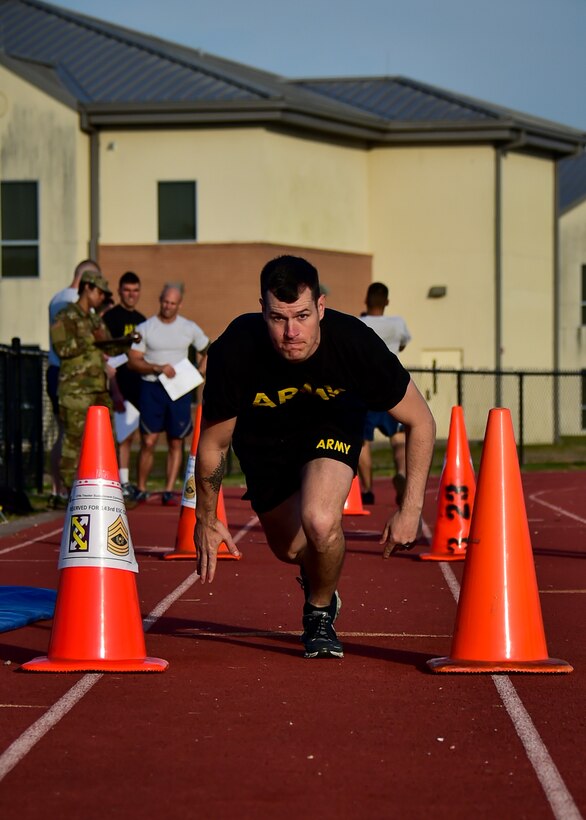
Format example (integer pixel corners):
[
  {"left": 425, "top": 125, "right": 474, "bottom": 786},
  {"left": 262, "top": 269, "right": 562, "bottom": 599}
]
[
  {"left": 165, "top": 437, "right": 184, "bottom": 492},
  {"left": 358, "top": 440, "right": 372, "bottom": 493},
  {"left": 137, "top": 431, "right": 159, "bottom": 491},
  {"left": 390, "top": 430, "right": 407, "bottom": 504},
  {"left": 259, "top": 459, "right": 352, "bottom": 607}
]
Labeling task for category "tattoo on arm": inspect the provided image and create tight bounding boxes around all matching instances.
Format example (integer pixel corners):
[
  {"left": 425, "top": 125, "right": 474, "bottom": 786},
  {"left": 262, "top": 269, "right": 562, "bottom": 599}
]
[{"left": 203, "top": 453, "right": 226, "bottom": 494}]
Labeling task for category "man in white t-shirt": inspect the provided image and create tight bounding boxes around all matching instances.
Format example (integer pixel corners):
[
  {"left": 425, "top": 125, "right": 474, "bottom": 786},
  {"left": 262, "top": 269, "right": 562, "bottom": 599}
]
[
  {"left": 46, "top": 259, "right": 101, "bottom": 508},
  {"left": 358, "top": 282, "right": 411, "bottom": 506},
  {"left": 129, "top": 283, "right": 209, "bottom": 505}
]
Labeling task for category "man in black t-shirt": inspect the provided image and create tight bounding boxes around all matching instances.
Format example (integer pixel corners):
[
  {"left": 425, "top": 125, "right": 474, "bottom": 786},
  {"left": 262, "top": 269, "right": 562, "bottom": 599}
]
[
  {"left": 103, "top": 271, "right": 146, "bottom": 497},
  {"left": 195, "top": 256, "right": 436, "bottom": 660}
]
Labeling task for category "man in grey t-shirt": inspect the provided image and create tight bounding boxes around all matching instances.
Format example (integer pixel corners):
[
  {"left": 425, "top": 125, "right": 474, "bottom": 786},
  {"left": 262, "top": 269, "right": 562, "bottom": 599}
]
[{"left": 129, "top": 283, "right": 209, "bottom": 505}]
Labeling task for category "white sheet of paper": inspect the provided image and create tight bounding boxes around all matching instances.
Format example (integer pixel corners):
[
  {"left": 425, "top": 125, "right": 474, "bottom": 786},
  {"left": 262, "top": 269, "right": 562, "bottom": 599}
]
[
  {"left": 114, "top": 400, "right": 140, "bottom": 442},
  {"left": 107, "top": 353, "right": 128, "bottom": 369},
  {"left": 158, "top": 357, "right": 203, "bottom": 400}
]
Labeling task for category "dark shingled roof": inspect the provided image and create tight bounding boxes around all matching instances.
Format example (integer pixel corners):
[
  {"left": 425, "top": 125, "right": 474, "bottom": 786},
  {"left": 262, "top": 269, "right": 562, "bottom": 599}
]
[{"left": 1, "top": 0, "right": 585, "bottom": 169}]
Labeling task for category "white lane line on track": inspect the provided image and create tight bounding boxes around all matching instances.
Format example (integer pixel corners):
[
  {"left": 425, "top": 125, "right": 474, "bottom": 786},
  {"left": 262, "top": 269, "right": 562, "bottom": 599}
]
[
  {"left": 0, "top": 527, "right": 63, "bottom": 556},
  {"left": 0, "top": 515, "right": 258, "bottom": 784},
  {"left": 529, "top": 491, "right": 586, "bottom": 525},
  {"left": 439, "top": 562, "right": 583, "bottom": 820}
]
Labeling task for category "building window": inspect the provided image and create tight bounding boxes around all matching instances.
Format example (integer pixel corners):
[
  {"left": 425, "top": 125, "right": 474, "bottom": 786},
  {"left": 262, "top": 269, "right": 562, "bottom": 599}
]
[
  {"left": 582, "top": 265, "right": 586, "bottom": 325},
  {"left": 158, "top": 181, "right": 197, "bottom": 242},
  {"left": 1, "top": 181, "right": 39, "bottom": 278}
]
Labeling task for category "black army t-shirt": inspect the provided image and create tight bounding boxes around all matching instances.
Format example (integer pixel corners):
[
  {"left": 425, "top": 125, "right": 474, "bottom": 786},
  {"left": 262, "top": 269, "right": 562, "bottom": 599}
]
[
  {"left": 203, "top": 308, "right": 410, "bottom": 454},
  {"left": 103, "top": 305, "right": 146, "bottom": 408}
]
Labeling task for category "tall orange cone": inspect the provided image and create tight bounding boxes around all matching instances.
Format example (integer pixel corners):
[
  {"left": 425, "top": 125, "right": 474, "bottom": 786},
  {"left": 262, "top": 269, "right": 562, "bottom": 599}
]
[
  {"left": 22, "top": 406, "right": 168, "bottom": 673},
  {"left": 343, "top": 476, "right": 370, "bottom": 516},
  {"left": 165, "top": 405, "right": 240, "bottom": 561},
  {"left": 420, "top": 406, "right": 475, "bottom": 561},
  {"left": 428, "top": 408, "right": 572, "bottom": 673}
]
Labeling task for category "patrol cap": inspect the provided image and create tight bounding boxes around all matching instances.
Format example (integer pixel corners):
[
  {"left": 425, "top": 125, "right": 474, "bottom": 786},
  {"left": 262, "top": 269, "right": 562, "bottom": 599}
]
[{"left": 80, "top": 269, "right": 112, "bottom": 296}]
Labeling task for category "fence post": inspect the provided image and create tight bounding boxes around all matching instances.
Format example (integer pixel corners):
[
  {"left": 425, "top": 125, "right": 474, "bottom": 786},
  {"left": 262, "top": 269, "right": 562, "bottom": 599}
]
[
  {"left": 9, "top": 338, "right": 24, "bottom": 493},
  {"left": 518, "top": 372, "right": 524, "bottom": 466}
]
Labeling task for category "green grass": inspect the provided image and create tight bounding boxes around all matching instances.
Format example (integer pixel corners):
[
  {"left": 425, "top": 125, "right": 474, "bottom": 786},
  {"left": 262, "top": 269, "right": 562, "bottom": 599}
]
[{"left": 3, "top": 434, "right": 586, "bottom": 524}]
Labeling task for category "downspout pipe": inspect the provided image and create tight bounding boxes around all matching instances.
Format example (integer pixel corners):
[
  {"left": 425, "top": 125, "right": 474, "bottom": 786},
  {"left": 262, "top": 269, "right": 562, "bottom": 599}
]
[
  {"left": 89, "top": 129, "right": 99, "bottom": 261},
  {"left": 495, "top": 148, "right": 502, "bottom": 405}
]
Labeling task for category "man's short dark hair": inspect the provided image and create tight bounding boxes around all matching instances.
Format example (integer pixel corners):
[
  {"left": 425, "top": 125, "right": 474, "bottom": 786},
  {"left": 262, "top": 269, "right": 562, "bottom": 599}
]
[
  {"left": 260, "top": 256, "right": 320, "bottom": 303},
  {"left": 119, "top": 271, "right": 141, "bottom": 287},
  {"left": 366, "top": 282, "right": 389, "bottom": 309}
]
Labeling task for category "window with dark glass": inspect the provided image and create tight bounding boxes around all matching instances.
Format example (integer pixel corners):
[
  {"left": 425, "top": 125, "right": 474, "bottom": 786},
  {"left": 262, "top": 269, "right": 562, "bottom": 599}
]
[
  {"left": 158, "top": 181, "right": 197, "bottom": 242},
  {"left": 1, "top": 181, "right": 39, "bottom": 277}
]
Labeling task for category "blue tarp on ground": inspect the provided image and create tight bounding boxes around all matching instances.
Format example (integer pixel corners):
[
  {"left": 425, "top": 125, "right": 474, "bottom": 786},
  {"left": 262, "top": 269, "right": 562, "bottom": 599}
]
[{"left": 0, "top": 586, "right": 57, "bottom": 633}]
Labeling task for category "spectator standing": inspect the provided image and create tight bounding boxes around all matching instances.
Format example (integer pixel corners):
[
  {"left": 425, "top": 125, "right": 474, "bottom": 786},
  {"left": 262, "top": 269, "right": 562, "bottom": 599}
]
[
  {"left": 103, "top": 271, "right": 146, "bottom": 498},
  {"left": 194, "top": 256, "right": 434, "bottom": 660},
  {"left": 128, "top": 283, "right": 209, "bottom": 505},
  {"left": 50, "top": 269, "right": 139, "bottom": 494},
  {"left": 46, "top": 259, "right": 101, "bottom": 508},
  {"left": 358, "top": 282, "right": 412, "bottom": 506}
]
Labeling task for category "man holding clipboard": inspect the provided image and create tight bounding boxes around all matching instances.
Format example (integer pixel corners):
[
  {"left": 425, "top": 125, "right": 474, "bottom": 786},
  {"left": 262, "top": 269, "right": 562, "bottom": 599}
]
[{"left": 128, "top": 283, "right": 209, "bottom": 505}]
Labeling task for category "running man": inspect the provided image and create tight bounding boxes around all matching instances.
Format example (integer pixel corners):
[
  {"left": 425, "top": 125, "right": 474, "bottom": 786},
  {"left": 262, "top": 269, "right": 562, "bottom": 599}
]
[{"left": 194, "top": 256, "right": 435, "bottom": 659}]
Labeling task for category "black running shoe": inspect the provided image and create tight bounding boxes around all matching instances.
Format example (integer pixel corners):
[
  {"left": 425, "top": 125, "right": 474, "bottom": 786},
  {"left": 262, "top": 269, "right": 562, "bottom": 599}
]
[
  {"left": 361, "top": 490, "right": 375, "bottom": 505},
  {"left": 296, "top": 566, "right": 341, "bottom": 622},
  {"left": 302, "top": 609, "right": 344, "bottom": 659}
]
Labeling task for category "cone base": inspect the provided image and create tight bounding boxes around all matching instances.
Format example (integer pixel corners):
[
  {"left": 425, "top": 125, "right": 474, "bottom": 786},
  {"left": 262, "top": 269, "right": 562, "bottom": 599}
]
[
  {"left": 343, "top": 510, "right": 370, "bottom": 516},
  {"left": 427, "top": 656, "right": 573, "bottom": 674},
  {"left": 164, "top": 551, "right": 197, "bottom": 560},
  {"left": 163, "top": 549, "right": 241, "bottom": 560},
  {"left": 21, "top": 655, "right": 168, "bottom": 673},
  {"left": 419, "top": 552, "right": 466, "bottom": 562}
]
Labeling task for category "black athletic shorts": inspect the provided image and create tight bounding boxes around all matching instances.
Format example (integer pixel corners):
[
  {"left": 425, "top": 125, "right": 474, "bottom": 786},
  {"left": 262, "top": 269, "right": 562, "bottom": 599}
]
[{"left": 234, "top": 409, "right": 365, "bottom": 515}]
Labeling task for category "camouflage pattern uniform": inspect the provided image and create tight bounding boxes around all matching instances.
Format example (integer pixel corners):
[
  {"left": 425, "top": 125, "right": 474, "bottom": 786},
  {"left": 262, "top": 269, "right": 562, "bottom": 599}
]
[{"left": 50, "top": 303, "right": 129, "bottom": 490}]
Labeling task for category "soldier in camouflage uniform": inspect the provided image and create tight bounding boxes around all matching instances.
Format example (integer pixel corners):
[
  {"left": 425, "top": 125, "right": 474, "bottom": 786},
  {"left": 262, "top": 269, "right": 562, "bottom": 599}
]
[{"left": 50, "top": 269, "right": 139, "bottom": 492}]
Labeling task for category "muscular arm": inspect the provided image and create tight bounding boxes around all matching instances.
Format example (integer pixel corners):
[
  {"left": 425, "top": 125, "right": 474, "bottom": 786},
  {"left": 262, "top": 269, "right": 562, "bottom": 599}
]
[
  {"left": 127, "top": 347, "right": 175, "bottom": 378},
  {"left": 381, "top": 379, "right": 436, "bottom": 557},
  {"left": 195, "top": 416, "right": 240, "bottom": 581}
]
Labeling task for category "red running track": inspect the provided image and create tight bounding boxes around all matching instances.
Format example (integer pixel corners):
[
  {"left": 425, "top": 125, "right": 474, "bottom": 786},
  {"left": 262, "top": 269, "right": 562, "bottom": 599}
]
[{"left": 0, "top": 472, "right": 585, "bottom": 820}]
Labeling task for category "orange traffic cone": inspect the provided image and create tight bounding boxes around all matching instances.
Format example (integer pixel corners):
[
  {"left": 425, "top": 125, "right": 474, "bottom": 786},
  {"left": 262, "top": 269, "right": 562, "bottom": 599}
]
[
  {"left": 420, "top": 406, "right": 475, "bottom": 561},
  {"left": 216, "top": 487, "right": 240, "bottom": 561},
  {"left": 22, "top": 406, "right": 168, "bottom": 673},
  {"left": 343, "top": 476, "right": 370, "bottom": 516},
  {"left": 165, "top": 405, "right": 240, "bottom": 561},
  {"left": 428, "top": 408, "right": 572, "bottom": 673},
  {"left": 164, "top": 405, "right": 202, "bottom": 560}
]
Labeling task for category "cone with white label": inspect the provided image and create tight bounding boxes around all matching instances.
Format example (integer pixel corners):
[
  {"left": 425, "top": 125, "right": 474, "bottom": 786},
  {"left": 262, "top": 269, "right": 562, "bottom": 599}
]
[
  {"left": 165, "top": 405, "right": 240, "bottom": 561},
  {"left": 22, "top": 406, "right": 168, "bottom": 672},
  {"left": 164, "top": 405, "right": 202, "bottom": 560}
]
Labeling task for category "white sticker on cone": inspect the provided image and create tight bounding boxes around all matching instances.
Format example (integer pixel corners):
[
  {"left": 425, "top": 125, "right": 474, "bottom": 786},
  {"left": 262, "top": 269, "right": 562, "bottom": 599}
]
[
  {"left": 58, "top": 478, "right": 138, "bottom": 572},
  {"left": 181, "top": 453, "right": 197, "bottom": 510}
]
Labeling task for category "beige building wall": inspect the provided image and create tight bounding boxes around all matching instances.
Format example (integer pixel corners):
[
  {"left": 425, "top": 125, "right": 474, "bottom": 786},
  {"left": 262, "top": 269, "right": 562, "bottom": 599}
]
[
  {"left": 559, "top": 200, "right": 586, "bottom": 436},
  {"left": 98, "top": 128, "right": 369, "bottom": 252},
  {"left": 368, "top": 145, "right": 496, "bottom": 368},
  {"left": 560, "top": 199, "right": 586, "bottom": 371},
  {"left": 500, "top": 152, "right": 555, "bottom": 369},
  {"left": 0, "top": 68, "right": 91, "bottom": 347}
]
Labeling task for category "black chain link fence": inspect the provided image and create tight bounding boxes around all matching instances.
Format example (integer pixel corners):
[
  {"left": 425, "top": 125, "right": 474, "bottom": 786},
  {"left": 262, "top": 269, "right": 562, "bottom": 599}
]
[{"left": 1, "top": 340, "right": 584, "bottom": 500}]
